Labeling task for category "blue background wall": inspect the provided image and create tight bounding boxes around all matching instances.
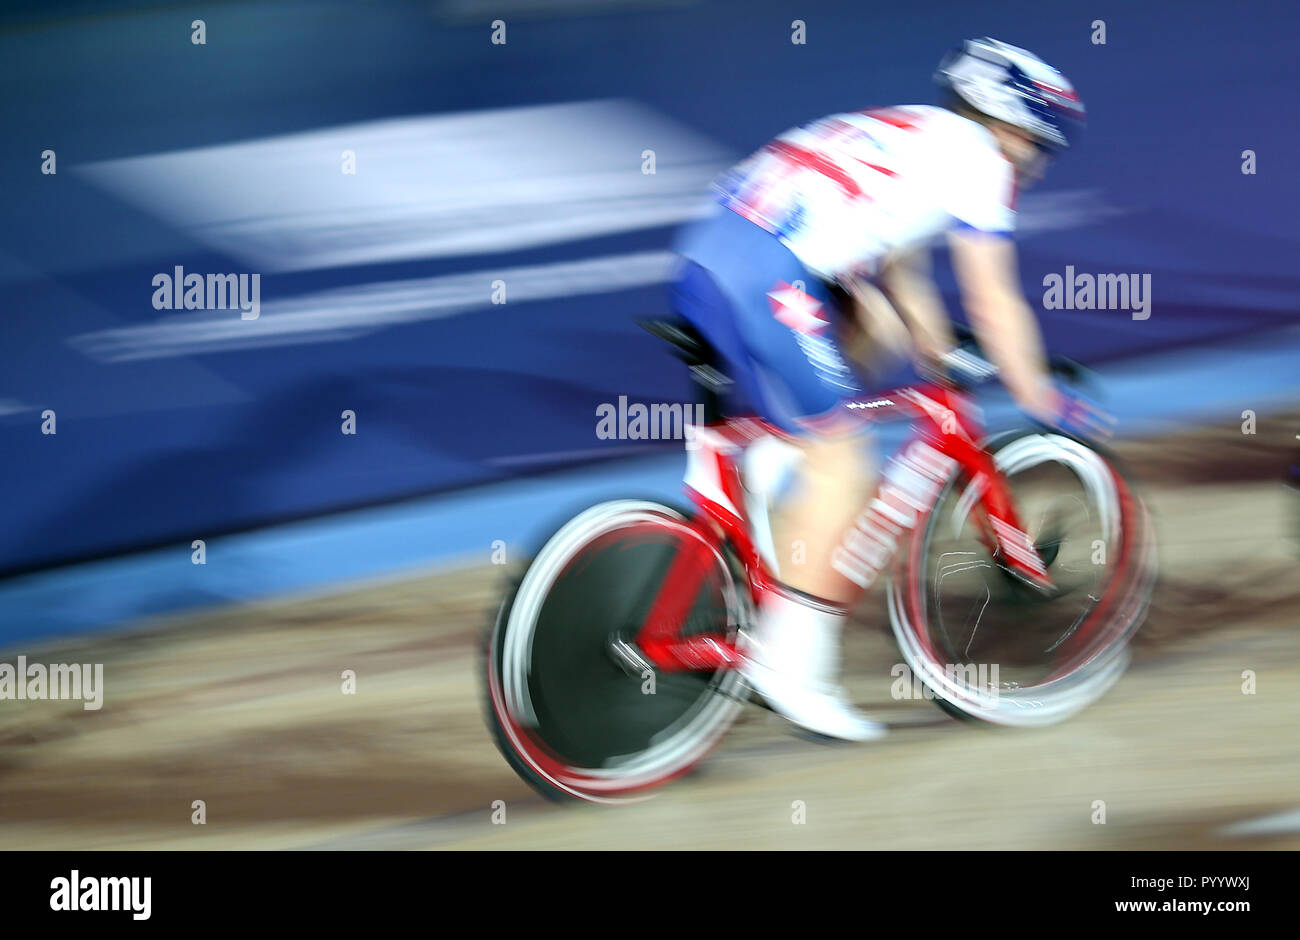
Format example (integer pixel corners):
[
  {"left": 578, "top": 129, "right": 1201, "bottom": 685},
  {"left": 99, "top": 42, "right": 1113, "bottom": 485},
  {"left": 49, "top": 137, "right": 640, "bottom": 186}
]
[{"left": 2, "top": 0, "right": 1296, "bottom": 578}]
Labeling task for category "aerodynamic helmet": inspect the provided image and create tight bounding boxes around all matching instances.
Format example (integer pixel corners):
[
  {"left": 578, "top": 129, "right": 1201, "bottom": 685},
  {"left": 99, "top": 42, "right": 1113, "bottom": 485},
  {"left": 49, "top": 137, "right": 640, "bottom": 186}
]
[{"left": 935, "top": 37, "right": 1085, "bottom": 152}]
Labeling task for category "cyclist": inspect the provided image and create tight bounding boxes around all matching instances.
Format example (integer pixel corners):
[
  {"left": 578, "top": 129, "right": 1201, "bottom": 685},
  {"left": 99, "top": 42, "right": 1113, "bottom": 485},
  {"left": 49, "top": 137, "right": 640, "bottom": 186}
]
[{"left": 668, "top": 38, "right": 1088, "bottom": 740}]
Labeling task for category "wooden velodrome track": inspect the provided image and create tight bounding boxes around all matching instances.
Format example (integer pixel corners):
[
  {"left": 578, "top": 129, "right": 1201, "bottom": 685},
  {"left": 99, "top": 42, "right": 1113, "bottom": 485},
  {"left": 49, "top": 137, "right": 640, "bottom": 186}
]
[{"left": 2, "top": 411, "right": 1298, "bottom": 850}]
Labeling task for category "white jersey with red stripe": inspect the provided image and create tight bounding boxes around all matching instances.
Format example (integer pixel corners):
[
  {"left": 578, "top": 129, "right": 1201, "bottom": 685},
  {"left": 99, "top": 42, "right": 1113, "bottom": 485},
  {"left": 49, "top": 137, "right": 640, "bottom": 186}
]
[{"left": 713, "top": 105, "right": 1017, "bottom": 281}]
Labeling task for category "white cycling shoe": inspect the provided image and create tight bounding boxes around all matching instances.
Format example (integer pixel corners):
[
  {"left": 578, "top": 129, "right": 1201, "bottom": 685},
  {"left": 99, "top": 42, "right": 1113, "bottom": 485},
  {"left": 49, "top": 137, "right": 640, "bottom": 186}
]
[{"left": 741, "top": 587, "right": 888, "bottom": 742}]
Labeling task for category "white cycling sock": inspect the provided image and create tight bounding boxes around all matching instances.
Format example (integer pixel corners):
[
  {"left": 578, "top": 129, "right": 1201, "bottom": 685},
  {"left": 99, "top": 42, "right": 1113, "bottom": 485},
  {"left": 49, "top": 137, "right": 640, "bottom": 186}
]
[{"left": 748, "top": 584, "right": 849, "bottom": 690}]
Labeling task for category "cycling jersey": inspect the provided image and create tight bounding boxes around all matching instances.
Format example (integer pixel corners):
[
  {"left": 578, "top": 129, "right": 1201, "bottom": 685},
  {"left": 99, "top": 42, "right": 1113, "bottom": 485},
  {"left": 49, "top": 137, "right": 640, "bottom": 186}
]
[
  {"left": 669, "top": 105, "right": 1017, "bottom": 434},
  {"left": 713, "top": 105, "right": 1017, "bottom": 280}
]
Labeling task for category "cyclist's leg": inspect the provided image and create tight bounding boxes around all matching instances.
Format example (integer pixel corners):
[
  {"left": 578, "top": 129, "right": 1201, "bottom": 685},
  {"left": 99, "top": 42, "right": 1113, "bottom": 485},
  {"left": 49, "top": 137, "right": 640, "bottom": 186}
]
[
  {"left": 670, "top": 208, "right": 884, "bottom": 740},
  {"left": 696, "top": 218, "right": 875, "bottom": 606},
  {"left": 670, "top": 260, "right": 874, "bottom": 604},
  {"left": 770, "top": 426, "right": 874, "bottom": 605},
  {"left": 672, "top": 209, "right": 879, "bottom": 603}
]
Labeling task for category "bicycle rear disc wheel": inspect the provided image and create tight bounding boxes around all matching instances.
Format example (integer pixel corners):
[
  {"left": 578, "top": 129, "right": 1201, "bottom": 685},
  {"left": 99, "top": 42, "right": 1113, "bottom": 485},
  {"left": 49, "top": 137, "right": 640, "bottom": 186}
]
[{"left": 484, "top": 499, "right": 748, "bottom": 803}]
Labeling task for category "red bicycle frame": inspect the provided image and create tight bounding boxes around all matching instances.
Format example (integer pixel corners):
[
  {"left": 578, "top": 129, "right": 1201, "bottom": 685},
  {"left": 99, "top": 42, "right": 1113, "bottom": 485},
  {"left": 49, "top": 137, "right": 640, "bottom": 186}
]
[{"left": 633, "top": 378, "right": 1054, "bottom": 673}]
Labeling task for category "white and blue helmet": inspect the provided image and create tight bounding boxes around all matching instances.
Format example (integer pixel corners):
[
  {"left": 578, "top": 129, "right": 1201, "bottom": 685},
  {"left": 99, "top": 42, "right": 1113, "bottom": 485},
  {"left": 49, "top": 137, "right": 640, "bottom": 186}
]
[{"left": 936, "top": 38, "right": 1085, "bottom": 152}]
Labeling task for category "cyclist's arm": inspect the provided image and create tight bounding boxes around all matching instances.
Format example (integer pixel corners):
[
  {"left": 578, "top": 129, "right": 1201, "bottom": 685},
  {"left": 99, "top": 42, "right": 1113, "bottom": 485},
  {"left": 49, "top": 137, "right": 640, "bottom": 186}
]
[
  {"left": 946, "top": 229, "right": 1056, "bottom": 418},
  {"left": 872, "top": 246, "right": 956, "bottom": 370},
  {"left": 839, "top": 273, "right": 913, "bottom": 373}
]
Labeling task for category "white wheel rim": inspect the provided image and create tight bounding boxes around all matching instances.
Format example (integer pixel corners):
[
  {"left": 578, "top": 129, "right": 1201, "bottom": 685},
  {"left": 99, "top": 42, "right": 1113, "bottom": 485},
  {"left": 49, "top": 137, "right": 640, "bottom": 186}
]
[
  {"left": 890, "top": 434, "right": 1139, "bottom": 726},
  {"left": 498, "top": 500, "right": 747, "bottom": 797}
]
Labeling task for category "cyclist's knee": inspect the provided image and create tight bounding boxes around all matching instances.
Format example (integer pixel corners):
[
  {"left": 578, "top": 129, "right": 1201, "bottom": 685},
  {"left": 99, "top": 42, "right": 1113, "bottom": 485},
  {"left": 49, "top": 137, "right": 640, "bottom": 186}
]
[{"left": 793, "top": 427, "right": 875, "bottom": 492}]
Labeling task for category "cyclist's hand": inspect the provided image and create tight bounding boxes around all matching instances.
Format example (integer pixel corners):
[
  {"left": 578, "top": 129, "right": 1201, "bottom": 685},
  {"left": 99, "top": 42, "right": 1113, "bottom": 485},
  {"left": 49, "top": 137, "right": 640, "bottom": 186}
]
[{"left": 1029, "top": 386, "right": 1116, "bottom": 441}]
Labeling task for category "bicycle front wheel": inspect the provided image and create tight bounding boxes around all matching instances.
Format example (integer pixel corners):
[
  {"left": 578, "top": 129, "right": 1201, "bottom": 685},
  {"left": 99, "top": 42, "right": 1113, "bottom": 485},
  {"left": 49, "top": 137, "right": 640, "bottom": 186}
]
[{"left": 889, "top": 431, "right": 1156, "bottom": 726}]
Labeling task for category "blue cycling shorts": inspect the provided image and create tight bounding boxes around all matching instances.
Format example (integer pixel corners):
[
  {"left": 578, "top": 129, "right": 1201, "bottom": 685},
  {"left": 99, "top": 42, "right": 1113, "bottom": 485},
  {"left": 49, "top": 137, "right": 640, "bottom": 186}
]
[{"left": 668, "top": 206, "right": 865, "bottom": 435}]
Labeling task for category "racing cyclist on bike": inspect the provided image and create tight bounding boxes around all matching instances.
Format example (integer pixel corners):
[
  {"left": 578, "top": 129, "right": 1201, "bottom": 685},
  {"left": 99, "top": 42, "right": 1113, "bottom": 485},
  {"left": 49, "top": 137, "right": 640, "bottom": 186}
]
[{"left": 668, "top": 38, "right": 1092, "bottom": 740}]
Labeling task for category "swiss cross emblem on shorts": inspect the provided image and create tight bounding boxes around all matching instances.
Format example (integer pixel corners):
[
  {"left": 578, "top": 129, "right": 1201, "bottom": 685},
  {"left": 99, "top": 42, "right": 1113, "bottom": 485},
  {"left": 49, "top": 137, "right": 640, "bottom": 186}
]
[{"left": 767, "top": 281, "right": 828, "bottom": 334}]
